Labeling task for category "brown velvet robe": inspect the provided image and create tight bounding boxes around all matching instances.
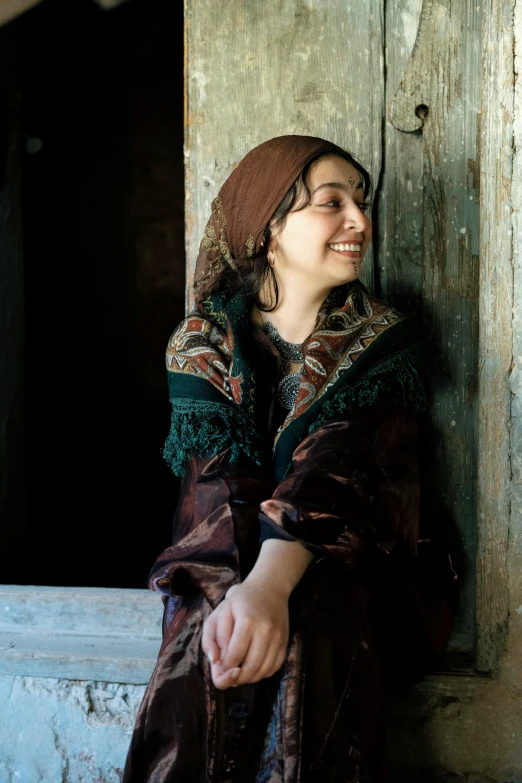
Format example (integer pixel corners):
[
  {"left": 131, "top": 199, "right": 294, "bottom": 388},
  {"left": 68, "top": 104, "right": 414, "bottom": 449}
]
[{"left": 122, "top": 385, "right": 454, "bottom": 782}]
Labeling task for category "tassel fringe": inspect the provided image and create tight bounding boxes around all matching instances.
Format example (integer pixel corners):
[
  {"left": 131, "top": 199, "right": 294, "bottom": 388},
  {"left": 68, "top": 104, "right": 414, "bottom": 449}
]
[
  {"left": 162, "top": 398, "right": 266, "bottom": 477},
  {"left": 308, "top": 343, "right": 432, "bottom": 435}
]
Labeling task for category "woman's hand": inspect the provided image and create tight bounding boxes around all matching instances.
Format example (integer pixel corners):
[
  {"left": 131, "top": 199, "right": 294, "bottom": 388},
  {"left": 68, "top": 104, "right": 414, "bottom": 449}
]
[
  {"left": 201, "top": 576, "right": 290, "bottom": 690},
  {"left": 201, "top": 538, "right": 315, "bottom": 689}
]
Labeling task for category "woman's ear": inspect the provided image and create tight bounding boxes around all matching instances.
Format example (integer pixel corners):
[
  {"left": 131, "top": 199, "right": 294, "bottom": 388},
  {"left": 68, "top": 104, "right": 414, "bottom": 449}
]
[{"left": 267, "top": 218, "right": 280, "bottom": 249}]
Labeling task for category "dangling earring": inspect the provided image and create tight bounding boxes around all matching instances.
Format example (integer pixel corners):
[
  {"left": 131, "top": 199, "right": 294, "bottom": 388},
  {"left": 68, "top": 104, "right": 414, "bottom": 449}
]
[
  {"left": 268, "top": 249, "right": 275, "bottom": 267},
  {"left": 269, "top": 263, "right": 279, "bottom": 304}
]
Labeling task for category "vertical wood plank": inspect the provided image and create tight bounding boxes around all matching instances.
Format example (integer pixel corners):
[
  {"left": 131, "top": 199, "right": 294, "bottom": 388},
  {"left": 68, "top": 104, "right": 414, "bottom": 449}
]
[
  {"left": 184, "top": 0, "right": 385, "bottom": 312},
  {"left": 378, "top": 0, "right": 423, "bottom": 316},
  {"left": 476, "top": 0, "right": 515, "bottom": 672},
  {"left": 386, "top": 0, "right": 482, "bottom": 658},
  {"left": 505, "top": 0, "right": 522, "bottom": 691}
]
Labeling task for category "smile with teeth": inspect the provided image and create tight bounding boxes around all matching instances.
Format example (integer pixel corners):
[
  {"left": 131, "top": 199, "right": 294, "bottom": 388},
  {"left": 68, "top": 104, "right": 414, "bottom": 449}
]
[{"left": 328, "top": 243, "right": 362, "bottom": 252}]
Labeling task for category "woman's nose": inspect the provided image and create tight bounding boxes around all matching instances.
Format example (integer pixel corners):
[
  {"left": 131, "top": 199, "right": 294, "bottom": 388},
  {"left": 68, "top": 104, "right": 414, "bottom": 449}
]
[{"left": 343, "top": 204, "right": 366, "bottom": 231}]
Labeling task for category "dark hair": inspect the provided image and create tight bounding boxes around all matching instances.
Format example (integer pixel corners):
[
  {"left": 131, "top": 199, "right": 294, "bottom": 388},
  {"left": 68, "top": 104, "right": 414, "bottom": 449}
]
[{"left": 218, "top": 147, "right": 373, "bottom": 311}]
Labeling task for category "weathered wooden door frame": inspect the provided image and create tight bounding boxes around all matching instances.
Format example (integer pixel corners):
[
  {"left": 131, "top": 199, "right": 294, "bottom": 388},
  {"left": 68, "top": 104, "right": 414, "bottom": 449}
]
[
  {"left": 387, "top": 0, "right": 515, "bottom": 674},
  {"left": 183, "top": 0, "right": 519, "bottom": 677}
]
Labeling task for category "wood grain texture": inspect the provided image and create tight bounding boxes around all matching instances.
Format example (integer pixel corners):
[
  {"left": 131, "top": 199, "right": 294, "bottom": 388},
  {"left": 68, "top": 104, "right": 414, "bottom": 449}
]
[
  {"left": 379, "top": 0, "right": 424, "bottom": 325},
  {"left": 184, "top": 0, "right": 517, "bottom": 672},
  {"left": 475, "top": 0, "right": 515, "bottom": 672},
  {"left": 184, "top": 0, "right": 385, "bottom": 311},
  {"left": 503, "top": 0, "right": 522, "bottom": 693},
  {"left": 383, "top": 0, "right": 481, "bottom": 658}
]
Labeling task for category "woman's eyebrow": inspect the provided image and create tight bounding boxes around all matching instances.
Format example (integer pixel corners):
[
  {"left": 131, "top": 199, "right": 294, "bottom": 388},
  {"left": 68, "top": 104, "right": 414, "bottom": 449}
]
[{"left": 311, "top": 180, "right": 364, "bottom": 195}]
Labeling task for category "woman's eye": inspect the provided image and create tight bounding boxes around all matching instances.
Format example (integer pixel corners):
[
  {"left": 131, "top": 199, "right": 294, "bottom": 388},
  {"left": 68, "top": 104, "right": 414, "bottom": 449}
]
[{"left": 319, "top": 199, "right": 372, "bottom": 212}]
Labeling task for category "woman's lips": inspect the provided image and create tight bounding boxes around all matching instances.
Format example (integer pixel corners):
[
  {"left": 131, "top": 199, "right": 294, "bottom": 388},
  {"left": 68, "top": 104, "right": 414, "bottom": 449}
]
[
  {"left": 328, "top": 242, "right": 363, "bottom": 259},
  {"left": 330, "top": 248, "right": 361, "bottom": 258}
]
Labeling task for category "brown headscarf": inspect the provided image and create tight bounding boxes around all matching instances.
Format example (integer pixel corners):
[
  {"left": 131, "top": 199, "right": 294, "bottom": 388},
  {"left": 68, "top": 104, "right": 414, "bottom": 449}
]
[{"left": 193, "top": 135, "right": 351, "bottom": 305}]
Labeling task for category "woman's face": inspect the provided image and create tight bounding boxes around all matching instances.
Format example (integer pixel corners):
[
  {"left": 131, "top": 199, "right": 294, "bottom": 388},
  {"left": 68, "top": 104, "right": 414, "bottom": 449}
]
[{"left": 270, "top": 154, "right": 372, "bottom": 288}]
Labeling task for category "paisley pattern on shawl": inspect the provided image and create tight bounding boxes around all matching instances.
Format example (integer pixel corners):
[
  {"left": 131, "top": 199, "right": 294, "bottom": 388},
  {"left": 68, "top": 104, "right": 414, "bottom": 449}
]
[
  {"left": 163, "top": 278, "right": 431, "bottom": 481},
  {"left": 166, "top": 314, "right": 237, "bottom": 402},
  {"left": 272, "top": 281, "right": 404, "bottom": 446}
]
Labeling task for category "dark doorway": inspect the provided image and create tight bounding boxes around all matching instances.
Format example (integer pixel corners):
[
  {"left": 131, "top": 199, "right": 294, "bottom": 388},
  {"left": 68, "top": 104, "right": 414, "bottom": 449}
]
[{"left": 7, "top": 0, "right": 184, "bottom": 587}]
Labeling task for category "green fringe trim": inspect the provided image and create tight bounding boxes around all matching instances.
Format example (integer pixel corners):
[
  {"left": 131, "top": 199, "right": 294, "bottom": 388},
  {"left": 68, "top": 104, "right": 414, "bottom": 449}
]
[
  {"left": 308, "top": 343, "right": 432, "bottom": 435},
  {"left": 162, "top": 398, "right": 267, "bottom": 477}
]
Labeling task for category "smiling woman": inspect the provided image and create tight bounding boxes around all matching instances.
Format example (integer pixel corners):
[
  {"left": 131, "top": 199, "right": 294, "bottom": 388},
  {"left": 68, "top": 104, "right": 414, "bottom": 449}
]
[
  {"left": 257, "top": 155, "right": 373, "bottom": 338},
  {"left": 123, "top": 135, "right": 456, "bottom": 783}
]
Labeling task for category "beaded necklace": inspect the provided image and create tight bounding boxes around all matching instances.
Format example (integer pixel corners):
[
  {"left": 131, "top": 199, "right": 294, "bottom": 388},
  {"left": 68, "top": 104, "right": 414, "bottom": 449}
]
[{"left": 256, "top": 306, "right": 308, "bottom": 410}]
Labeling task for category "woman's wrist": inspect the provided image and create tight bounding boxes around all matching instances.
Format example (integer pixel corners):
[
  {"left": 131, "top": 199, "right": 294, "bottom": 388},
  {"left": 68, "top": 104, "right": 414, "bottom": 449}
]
[{"left": 245, "top": 537, "right": 315, "bottom": 598}]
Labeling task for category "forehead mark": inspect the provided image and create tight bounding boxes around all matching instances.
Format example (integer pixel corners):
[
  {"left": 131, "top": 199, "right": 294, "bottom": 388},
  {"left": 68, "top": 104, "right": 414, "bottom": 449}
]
[{"left": 311, "top": 180, "right": 364, "bottom": 195}]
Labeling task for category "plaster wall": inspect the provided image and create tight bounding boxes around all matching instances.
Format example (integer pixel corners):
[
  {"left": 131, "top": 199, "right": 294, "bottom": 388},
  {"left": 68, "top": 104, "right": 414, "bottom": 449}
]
[
  {"left": 0, "top": 676, "right": 145, "bottom": 783},
  {"left": 0, "top": 586, "right": 162, "bottom": 782}
]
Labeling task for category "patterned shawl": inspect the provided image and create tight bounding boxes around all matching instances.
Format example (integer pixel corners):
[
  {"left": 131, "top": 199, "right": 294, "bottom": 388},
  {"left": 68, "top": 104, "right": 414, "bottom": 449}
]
[
  {"left": 164, "top": 280, "right": 430, "bottom": 482},
  {"left": 165, "top": 135, "right": 431, "bottom": 482}
]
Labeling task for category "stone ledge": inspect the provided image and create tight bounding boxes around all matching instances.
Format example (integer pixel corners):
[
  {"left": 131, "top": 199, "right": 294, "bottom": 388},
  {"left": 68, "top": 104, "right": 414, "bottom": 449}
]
[
  {"left": 0, "top": 586, "right": 492, "bottom": 697},
  {"left": 0, "top": 585, "right": 163, "bottom": 683},
  {"left": 0, "top": 584, "right": 164, "bottom": 636},
  {"left": 0, "top": 631, "right": 161, "bottom": 684}
]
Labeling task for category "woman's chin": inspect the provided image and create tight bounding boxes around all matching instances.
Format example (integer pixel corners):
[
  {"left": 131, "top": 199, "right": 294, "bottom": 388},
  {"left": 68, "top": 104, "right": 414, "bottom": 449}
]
[
  {"left": 332, "top": 256, "right": 363, "bottom": 280},
  {"left": 336, "top": 267, "right": 362, "bottom": 286}
]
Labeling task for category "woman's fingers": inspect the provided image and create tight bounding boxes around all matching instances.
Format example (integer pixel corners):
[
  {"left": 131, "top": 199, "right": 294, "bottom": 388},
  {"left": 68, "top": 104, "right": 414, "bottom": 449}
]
[
  {"left": 220, "top": 617, "right": 254, "bottom": 671},
  {"left": 211, "top": 639, "right": 286, "bottom": 689},
  {"left": 201, "top": 606, "right": 226, "bottom": 663},
  {"left": 210, "top": 664, "right": 242, "bottom": 690},
  {"left": 250, "top": 640, "right": 285, "bottom": 683},
  {"left": 202, "top": 580, "right": 291, "bottom": 687},
  {"left": 215, "top": 602, "right": 234, "bottom": 661},
  {"left": 233, "top": 625, "right": 280, "bottom": 685},
  {"left": 269, "top": 647, "right": 287, "bottom": 678},
  {"left": 202, "top": 601, "right": 235, "bottom": 666},
  {"left": 202, "top": 609, "right": 223, "bottom": 665}
]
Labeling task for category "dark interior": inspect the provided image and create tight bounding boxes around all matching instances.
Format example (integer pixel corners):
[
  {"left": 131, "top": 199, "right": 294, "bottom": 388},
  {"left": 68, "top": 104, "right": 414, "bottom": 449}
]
[{"left": 4, "top": 0, "right": 185, "bottom": 587}]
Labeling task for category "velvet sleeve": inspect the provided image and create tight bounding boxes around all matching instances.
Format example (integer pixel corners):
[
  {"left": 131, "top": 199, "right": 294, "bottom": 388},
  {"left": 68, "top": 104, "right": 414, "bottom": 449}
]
[{"left": 259, "top": 398, "right": 420, "bottom": 579}]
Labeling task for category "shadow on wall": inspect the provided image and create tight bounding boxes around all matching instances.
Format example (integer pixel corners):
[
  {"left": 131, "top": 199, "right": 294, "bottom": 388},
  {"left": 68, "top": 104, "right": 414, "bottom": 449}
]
[
  {"left": 379, "top": 282, "right": 474, "bottom": 781},
  {"left": 378, "top": 280, "right": 471, "bottom": 662}
]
